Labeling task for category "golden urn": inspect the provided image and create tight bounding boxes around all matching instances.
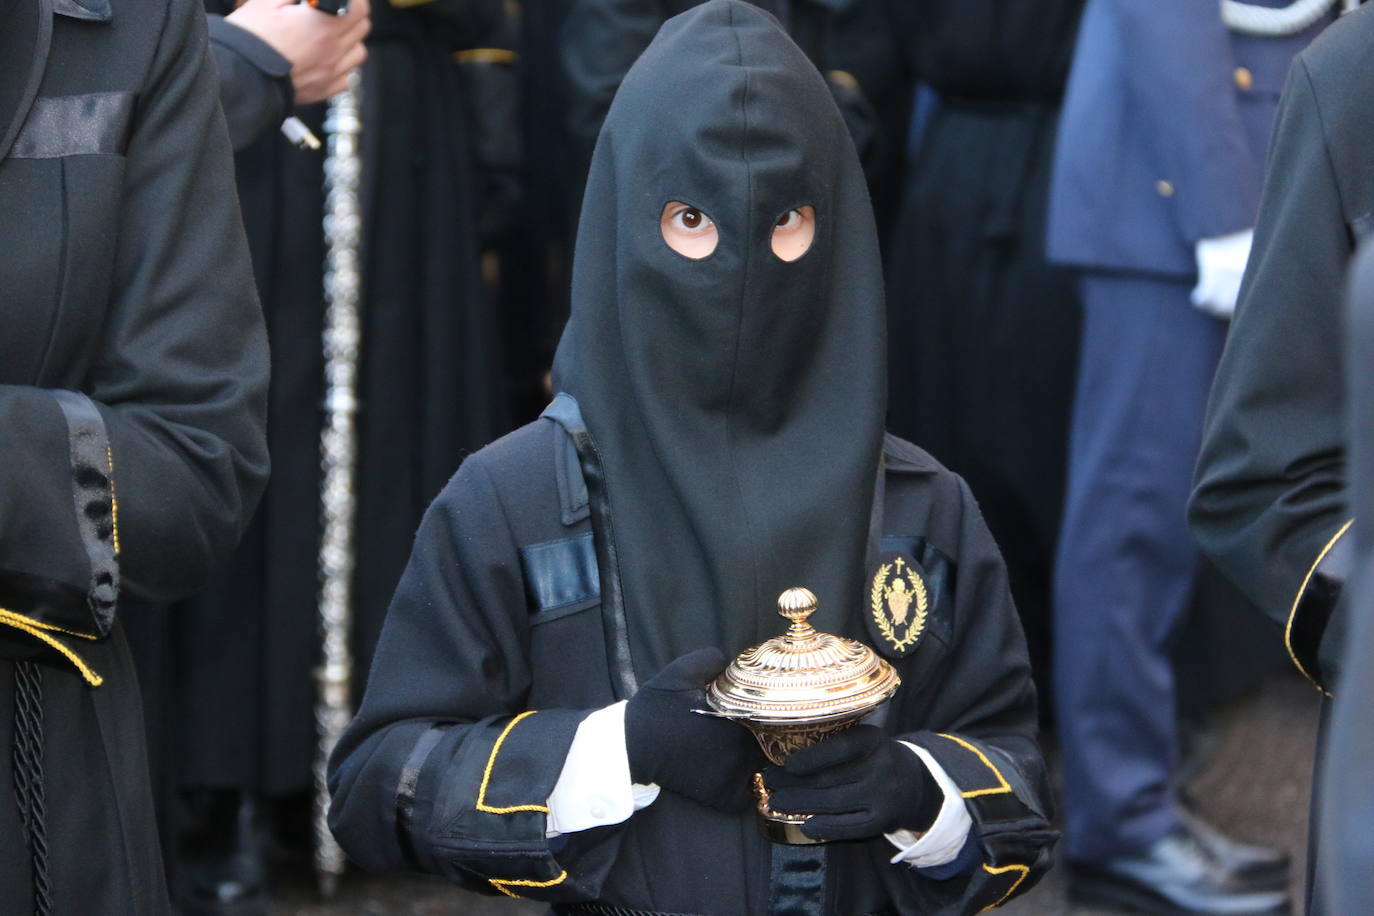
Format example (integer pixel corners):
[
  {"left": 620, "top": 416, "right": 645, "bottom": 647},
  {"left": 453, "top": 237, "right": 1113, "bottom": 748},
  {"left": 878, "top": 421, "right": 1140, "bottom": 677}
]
[{"left": 705, "top": 586, "right": 901, "bottom": 844}]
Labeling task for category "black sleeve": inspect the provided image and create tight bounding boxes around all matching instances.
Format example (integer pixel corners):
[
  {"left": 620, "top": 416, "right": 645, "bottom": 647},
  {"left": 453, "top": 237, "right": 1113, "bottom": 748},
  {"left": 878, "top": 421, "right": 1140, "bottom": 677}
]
[
  {"left": 0, "top": 0, "right": 268, "bottom": 651},
  {"left": 1190, "top": 57, "right": 1353, "bottom": 694},
  {"left": 328, "top": 458, "right": 623, "bottom": 903},
  {"left": 208, "top": 14, "right": 294, "bottom": 152},
  {"left": 886, "top": 478, "right": 1056, "bottom": 912}
]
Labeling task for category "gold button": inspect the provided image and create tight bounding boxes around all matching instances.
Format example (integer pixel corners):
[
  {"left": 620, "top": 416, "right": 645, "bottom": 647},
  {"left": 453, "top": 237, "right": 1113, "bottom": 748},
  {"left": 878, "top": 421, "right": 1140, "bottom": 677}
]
[
  {"left": 1234, "top": 67, "right": 1254, "bottom": 91},
  {"left": 1156, "top": 180, "right": 1175, "bottom": 198}
]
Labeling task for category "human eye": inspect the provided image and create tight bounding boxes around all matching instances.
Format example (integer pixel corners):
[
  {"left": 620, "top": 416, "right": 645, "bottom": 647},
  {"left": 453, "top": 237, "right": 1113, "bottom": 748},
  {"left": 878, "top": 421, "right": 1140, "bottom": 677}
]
[
  {"left": 660, "top": 201, "right": 719, "bottom": 259},
  {"left": 771, "top": 205, "right": 815, "bottom": 262},
  {"left": 672, "top": 206, "right": 713, "bottom": 232}
]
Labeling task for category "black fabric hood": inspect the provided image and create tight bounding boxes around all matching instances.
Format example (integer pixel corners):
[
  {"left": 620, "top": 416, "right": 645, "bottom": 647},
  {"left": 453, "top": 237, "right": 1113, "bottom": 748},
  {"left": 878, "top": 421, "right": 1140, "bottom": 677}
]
[{"left": 552, "top": 0, "right": 886, "bottom": 673}]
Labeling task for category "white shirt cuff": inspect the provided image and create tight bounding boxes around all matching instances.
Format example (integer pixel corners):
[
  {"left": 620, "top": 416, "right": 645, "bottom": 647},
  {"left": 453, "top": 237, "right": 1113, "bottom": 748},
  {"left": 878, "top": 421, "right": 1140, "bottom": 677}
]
[
  {"left": 883, "top": 741, "right": 974, "bottom": 868},
  {"left": 545, "top": 701, "right": 661, "bottom": 836}
]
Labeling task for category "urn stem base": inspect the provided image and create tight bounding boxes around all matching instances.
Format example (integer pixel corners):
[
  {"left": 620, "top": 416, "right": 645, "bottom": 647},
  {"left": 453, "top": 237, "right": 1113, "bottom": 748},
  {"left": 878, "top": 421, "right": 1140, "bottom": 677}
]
[{"left": 758, "top": 812, "right": 825, "bottom": 845}]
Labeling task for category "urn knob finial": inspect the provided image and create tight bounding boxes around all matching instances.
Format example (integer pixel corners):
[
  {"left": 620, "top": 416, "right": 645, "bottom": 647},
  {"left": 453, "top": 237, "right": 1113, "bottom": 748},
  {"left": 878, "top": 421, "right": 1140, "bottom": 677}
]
[
  {"left": 777, "top": 587, "right": 818, "bottom": 641},
  {"left": 777, "top": 586, "right": 817, "bottom": 621}
]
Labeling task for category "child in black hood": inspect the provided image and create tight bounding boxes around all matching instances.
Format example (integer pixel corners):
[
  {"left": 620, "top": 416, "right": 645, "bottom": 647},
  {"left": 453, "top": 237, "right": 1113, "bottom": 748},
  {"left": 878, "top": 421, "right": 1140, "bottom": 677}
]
[{"left": 328, "top": 3, "right": 1056, "bottom": 913}]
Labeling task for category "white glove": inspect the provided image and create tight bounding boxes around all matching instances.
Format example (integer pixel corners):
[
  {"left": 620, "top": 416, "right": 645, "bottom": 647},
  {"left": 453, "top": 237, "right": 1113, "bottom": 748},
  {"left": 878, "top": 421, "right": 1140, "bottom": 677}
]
[{"left": 1191, "top": 229, "right": 1254, "bottom": 320}]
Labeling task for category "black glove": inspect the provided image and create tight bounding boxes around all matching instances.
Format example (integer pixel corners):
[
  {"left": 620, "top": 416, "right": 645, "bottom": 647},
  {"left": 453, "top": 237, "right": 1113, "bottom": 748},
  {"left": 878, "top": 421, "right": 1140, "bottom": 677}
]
[
  {"left": 624, "top": 647, "right": 769, "bottom": 813},
  {"left": 764, "top": 724, "right": 942, "bottom": 842}
]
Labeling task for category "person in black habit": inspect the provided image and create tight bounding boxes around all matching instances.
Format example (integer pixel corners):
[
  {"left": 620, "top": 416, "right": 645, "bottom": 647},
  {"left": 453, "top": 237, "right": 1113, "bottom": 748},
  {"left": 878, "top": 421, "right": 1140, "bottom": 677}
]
[
  {"left": 328, "top": 3, "right": 1055, "bottom": 914},
  {"left": 161, "top": 0, "right": 508, "bottom": 911},
  {"left": 0, "top": 0, "right": 270, "bottom": 910},
  {"left": 207, "top": 0, "right": 370, "bottom": 153},
  {"left": 832, "top": 0, "right": 1085, "bottom": 720},
  {"left": 1191, "top": 0, "right": 1373, "bottom": 704},
  {"left": 1191, "top": 5, "right": 1374, "bottom": 913}
]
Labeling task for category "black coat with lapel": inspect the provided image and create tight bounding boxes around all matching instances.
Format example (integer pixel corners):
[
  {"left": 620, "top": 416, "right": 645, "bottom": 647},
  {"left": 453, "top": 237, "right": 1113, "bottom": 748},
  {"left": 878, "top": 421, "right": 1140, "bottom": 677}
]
[
  {"left": 0, "top": 0, "right": 269, "bottom": 909},
  {"left": 1191, "top": 4, "right": 1374, "bottom": 695}
]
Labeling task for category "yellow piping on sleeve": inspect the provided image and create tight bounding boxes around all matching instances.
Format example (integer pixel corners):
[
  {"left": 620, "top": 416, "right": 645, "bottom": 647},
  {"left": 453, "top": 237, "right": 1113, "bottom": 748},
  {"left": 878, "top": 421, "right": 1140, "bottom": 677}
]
[
  {"left": 476, "top": 710, "right": 550, "bottom": 814},
  {"left": 978, "top": 862, "right": 1030, "bottom": 912},
  {"left": 936, "top": 733, "right": 1012, "bottom": 798},
  {"left": 1284, "top": 518, "right": 1352, "bottom": 695},
  {"left": 472, "top": 711, "right": 568, "bottom": 896},
  {"left": 489, "top": 870, "right": 568, "bottom": 898}
]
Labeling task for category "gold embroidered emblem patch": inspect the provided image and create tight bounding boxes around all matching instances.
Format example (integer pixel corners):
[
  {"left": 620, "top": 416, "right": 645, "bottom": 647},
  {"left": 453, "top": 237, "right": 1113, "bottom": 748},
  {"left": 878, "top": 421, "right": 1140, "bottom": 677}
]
[{"left": 870, "top": 556, "right": 928, "bottom": 654}]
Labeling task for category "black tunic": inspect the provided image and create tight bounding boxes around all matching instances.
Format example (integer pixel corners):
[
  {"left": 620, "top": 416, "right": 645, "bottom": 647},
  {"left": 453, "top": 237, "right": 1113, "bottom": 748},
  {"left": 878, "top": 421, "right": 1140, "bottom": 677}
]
[
  {"left": 868, "top": 0, "right": 1084, "bottom": 701},
  {"left": 174, "top": 0, "right": 507, "bottom": 796},
  {"left": 1190, "top": 3, "right": 1374, "bottom": 696},
  {"left": 328, "top": 421, "right": 1055, "bottom": 914},
  {"left": 0, "top": 0, "right": 270, "bottom": 909}
]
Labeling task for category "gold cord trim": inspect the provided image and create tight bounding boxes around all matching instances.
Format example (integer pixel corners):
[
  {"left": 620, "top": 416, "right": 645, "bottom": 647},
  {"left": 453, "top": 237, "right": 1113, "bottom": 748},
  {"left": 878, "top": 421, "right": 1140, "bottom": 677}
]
[
  {"left": 106, "top": 444, "right": 120, "bottom": 556},
  {"left": 489, "top": 870, "right": 568, "bottom": 899},
  {"left": 476, "top": 710, "right": 550, "bottom": 814},
  {"left": 936, "top": 733, "right": 1012, "bottom": 798},
  {"left": 474, "top": 711, "right": 565, "bottom": 897},
  {"left": 978, "top": 862, "right": 1030, "bottom": 912},
  {"left": 1284, "top": 518, "right": 1351, "bottom": 695},
  {"left": 0, "top": 608, "right": 98, "bottom": 641},
  {"left": 0, "top": 611, "right": 103, "bottom": 686},
  {"left": 453, "top": 48, "right": 519, "bottom": 65},
  {"left": 827, "top": 69, "right": 860, "bottom": 92}
]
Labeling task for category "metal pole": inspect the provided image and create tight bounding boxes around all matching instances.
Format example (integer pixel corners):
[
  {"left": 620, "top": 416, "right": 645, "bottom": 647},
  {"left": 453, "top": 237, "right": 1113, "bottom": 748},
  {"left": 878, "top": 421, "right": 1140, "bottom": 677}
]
[{"left": 313, "top": 67, "right": 363, "bottom": 899}]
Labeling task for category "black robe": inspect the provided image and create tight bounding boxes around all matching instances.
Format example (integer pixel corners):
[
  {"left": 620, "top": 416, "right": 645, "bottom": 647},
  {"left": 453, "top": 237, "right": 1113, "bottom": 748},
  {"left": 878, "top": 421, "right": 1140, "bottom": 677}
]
[
  {"left": 0, "top": 0, "right": 270, "bottom": 909},
  {"left": 173, "top": 0, "right": 507, "bottom": 797},
  {"left": 1188, "top": 15, "right": 1374, "bottom": 912},
  {"left": 328, "top": 421, "right": 1055, "bottom": 914},
  {"left": 1190, "top": 4, "right": 1374, "bottom": 697},
  {"left": 863, "top": 0, "right": 1085, "bottom": 703}
]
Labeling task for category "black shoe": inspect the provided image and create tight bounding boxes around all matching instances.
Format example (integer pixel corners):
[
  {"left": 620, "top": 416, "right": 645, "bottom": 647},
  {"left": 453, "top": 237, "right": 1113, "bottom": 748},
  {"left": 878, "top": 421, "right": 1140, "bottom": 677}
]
[
  {"left": 1178, "top": 807, "right": 1290, "bottom": 892},
  {"left": 178, "top": 790, "right": 269, "bottom": 916},
  {"left": 1069, "top": 828, "right": 1289, "bottom": 916}
]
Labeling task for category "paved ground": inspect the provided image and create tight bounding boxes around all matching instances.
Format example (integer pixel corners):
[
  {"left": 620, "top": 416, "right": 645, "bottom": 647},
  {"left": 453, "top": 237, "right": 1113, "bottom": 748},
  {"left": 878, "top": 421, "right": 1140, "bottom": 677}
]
[{"left": 271, "top": 675, "right": 1322, "bottom": 915}]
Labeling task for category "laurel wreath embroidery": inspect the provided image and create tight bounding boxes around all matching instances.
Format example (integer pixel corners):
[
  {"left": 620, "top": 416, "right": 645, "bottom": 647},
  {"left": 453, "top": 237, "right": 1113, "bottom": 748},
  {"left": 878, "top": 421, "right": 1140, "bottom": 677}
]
[{"left": 870, "top": 561, "right": 928, "bottom": 652}]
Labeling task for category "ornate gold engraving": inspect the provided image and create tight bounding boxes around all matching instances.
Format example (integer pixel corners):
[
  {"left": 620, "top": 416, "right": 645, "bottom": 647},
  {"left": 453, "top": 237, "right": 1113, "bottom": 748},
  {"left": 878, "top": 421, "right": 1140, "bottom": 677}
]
[
  {"left": 870, "top": 557, "right": 927, "bottom": 653},
  {"left": 707, "top": 588, "right": 901, "bottom": 844}
]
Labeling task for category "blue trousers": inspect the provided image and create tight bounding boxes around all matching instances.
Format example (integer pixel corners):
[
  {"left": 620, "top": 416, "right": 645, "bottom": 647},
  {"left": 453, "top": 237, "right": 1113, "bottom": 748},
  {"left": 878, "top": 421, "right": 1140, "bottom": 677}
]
[{"left": 1053, "top": 272, "right": 1228, "bottom": 862}]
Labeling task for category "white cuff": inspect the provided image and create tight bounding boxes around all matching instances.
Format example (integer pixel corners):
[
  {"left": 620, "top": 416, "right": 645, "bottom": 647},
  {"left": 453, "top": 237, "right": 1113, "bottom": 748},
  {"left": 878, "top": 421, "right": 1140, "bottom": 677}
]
[
  {"left": 545, "top": 701, "right": 661, "bottom": 837},
  {"left": 1191, "top": 228, "right": 1254, "bottom": 320},
  {"left": 883, "top": 742, "right": 974, "bottom": 868}
]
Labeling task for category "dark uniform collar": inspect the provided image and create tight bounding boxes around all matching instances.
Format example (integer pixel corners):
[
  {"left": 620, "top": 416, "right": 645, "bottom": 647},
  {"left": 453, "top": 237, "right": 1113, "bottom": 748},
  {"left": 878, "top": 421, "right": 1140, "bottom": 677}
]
[
  {"left": 54, "top": 0, "right": 111, "bottom": 21},
  {"left": 0, "top": 0, "right": 53, "bottom": 162},
  {"left": 0, "top": 0, "right": 111, "bottom": 163}
]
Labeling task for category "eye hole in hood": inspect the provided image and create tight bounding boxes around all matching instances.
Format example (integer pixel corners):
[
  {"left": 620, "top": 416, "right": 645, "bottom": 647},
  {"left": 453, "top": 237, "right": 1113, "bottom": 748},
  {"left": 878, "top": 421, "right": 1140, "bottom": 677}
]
[
  {"left": 660, "top": 201, "right": 719, "bottom": 259},
  {"left": 771, "top": 205, "right": 815, "bottom": 261}
]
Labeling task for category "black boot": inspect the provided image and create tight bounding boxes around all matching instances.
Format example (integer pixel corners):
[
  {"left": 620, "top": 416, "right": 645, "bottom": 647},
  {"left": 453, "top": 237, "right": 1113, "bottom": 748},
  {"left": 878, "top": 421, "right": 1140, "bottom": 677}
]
[{"left": 178, "top": 789, "right": 269, "bottom": 916}]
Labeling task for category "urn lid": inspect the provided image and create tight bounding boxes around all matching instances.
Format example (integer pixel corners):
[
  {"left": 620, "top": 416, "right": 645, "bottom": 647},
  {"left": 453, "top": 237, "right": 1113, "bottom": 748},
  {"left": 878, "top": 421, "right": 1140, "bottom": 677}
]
[{"left": 706, "top": 587, "right": 900, "bottom": 726}]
